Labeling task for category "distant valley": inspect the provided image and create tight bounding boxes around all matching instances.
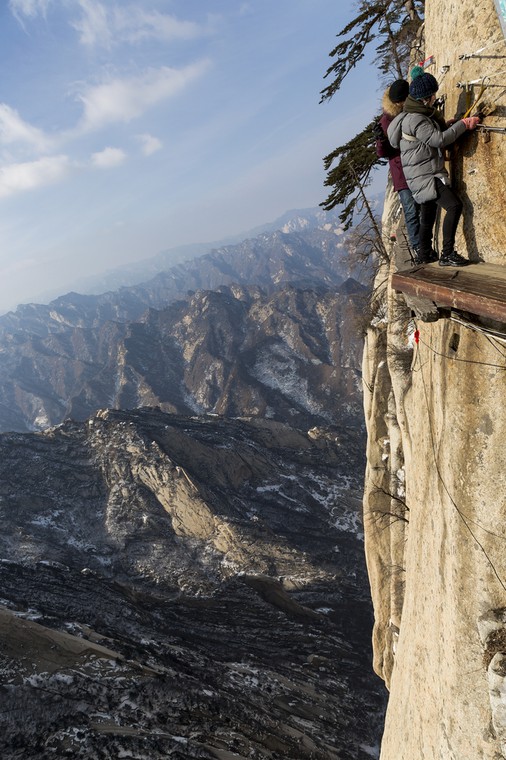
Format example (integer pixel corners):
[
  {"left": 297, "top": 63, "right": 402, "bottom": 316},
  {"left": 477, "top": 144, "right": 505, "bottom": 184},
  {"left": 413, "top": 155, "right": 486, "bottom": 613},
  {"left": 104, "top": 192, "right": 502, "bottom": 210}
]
[
  {"left": 0, "top": 409, "right": 385, "bottom": 759},
  {"left": 0, "top": 208, "right": 384, "bottom": 759}
]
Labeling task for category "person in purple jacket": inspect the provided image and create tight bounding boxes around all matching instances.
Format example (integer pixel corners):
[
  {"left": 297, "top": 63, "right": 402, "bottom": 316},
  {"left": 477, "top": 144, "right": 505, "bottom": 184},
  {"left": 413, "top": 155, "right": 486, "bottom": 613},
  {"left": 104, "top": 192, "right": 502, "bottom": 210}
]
[{"left": 375, "top": 79, "right": 429, "bottom": 264}]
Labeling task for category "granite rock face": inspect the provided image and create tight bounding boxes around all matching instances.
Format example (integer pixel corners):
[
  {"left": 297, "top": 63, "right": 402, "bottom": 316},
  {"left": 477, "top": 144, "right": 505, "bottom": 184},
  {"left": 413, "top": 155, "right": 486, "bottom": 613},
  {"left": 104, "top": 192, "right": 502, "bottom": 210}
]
[
  {"left": 362, "top": 2, "right": 506, "bottom": 757},
  {"left": 0, "top": 409, "right": 385, "bottom": 759}
]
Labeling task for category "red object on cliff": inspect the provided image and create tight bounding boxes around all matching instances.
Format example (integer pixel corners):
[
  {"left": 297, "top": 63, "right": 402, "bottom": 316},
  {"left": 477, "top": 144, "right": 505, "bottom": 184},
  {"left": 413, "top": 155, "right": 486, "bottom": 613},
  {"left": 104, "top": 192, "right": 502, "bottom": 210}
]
[{"left": 414, "top": 330, "right": 420, "bottom": 344}]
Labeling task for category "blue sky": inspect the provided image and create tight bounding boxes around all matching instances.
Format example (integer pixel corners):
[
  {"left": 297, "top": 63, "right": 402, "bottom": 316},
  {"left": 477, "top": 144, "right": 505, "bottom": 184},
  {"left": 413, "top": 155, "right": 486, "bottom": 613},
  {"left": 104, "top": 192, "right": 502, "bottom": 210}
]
[{"left": 0, "top": 1, "right": 384, "bottom": 312}]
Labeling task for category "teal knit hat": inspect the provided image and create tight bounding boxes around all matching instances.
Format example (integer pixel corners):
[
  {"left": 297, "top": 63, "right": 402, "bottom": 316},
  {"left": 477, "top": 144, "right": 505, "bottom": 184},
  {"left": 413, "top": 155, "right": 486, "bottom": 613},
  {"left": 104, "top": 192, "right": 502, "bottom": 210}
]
[{"left": 409, "top": 71, "right": 439, "bottom": 100}]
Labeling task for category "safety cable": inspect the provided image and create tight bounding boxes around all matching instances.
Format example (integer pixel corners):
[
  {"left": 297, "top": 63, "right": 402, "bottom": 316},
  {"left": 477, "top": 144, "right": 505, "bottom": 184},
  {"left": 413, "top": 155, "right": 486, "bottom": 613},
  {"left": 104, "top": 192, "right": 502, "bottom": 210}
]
[
  {"left": 458, "top": 68, "right": 506, "bottom": 87},
  {"left": 437, "top": 66, "right": 450, "bottom": 87},
  {"left": 449, "top": 314, "right": 506, "bottom": 374},
  {"left": 459, "top": 37, "right": 506, "bottom": 60},
  {"left": 418, "top": 336, "right": 506, "bottom": 371},
  {"left": 482, "top": 334, "right": 506, "bottom": 367},
  {"left": 449, "top": 314, "right": 506, "bottom": 345},
  {"left": 414, "top": 332, "right": 506, "bottom": 590},
  {"left": 476, "top": 124, "right": 506, "bottom": 134}
]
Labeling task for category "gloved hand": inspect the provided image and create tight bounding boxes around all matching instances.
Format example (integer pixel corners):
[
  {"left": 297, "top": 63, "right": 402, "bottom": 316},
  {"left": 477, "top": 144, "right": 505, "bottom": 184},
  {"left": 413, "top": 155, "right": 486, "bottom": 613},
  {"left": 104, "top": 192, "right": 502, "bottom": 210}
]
[
  {"left": 462, "top": 116, "right": 481, "bottom": 130},
  {"left": 372, "top": 120, "right": 385, "bottom": 140}
]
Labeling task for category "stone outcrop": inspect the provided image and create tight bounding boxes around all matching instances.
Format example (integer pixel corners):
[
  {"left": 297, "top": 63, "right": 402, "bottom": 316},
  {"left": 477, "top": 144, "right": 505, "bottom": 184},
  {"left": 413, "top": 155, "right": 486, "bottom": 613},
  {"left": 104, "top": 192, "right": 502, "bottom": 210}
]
[{"left": 362, "top": 1, "right": 506, "bottom": 758}]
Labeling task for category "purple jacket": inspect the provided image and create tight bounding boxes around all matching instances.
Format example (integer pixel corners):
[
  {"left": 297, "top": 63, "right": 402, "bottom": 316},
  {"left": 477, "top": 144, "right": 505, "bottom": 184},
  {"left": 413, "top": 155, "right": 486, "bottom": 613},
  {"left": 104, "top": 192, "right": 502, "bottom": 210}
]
[{"left": 375, "top": 96, "right": 409, "bottom": 193}]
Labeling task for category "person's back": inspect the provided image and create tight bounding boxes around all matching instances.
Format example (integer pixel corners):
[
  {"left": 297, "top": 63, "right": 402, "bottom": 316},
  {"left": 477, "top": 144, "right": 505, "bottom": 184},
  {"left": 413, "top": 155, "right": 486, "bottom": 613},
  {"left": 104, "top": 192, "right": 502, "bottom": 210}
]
[{"left": 375, "top": 82, "right": 409, "bottom": 193}]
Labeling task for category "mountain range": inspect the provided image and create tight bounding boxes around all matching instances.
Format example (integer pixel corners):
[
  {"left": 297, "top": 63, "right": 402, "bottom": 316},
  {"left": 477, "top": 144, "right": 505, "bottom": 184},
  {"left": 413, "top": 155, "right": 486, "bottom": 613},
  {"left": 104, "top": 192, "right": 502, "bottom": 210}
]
[
  {"left": 56, "top": 205, "right": 356, "bottom": 296},
  {"left": 0, "top": 212, "right": 370, "bottom": 434}
]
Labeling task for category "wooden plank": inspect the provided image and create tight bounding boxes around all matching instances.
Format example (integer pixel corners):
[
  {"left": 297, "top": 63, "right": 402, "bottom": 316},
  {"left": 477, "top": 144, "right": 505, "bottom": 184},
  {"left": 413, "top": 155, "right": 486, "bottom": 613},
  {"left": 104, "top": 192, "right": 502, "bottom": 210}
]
[{"left": 391, "top": 262, "right": 506, "bottom": 322}]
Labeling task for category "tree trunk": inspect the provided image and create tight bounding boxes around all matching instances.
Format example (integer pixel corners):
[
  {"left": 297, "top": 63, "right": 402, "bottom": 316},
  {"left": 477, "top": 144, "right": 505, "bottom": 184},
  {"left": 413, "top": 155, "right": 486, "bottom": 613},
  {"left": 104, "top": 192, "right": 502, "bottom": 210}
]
[{"left": 402, "top": 0, "right": 421, "bottom": 23}]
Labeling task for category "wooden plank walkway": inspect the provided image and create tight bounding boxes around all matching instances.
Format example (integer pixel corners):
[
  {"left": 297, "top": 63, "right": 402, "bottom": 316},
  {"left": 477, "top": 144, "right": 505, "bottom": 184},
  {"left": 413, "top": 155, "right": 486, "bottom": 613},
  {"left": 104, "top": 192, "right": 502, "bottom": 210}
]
[{"left": 391, "top": 262, "right": 506, "bottom": 322}]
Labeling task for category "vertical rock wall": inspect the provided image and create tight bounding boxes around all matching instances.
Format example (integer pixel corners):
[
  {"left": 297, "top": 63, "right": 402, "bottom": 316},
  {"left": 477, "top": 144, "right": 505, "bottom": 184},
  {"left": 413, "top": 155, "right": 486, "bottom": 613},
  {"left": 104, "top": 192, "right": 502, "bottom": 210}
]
[
  {"left": 426, "top": 0, "right": 506, "bottom": 261},
  {"left": 362, "top": 1, "right": 506, "bottom": 757}
]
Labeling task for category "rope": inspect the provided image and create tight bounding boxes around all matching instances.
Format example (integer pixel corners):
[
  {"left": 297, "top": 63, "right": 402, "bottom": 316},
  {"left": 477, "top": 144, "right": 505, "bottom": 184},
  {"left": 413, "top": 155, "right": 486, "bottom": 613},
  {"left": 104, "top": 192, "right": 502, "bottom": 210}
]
[{"left": 462, "top": 77, "right": 489, "bottom": 118}]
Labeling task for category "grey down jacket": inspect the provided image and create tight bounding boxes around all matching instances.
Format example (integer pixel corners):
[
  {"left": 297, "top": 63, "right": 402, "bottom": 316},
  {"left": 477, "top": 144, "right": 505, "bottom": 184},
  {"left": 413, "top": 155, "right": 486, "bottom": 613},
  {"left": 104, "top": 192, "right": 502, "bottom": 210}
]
[{"left": 387, "top": 112, "right": 467, "bottom": 203}]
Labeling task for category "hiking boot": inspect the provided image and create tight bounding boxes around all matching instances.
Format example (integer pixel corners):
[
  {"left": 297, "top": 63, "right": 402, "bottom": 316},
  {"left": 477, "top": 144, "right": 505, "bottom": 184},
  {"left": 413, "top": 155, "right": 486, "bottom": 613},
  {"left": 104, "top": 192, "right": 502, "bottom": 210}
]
[
  {"left": 413, "top": 249, "right": 438, "bottom": 265},
  {"left": 439, "top": 251, "right": 470, "bottom": 267}
]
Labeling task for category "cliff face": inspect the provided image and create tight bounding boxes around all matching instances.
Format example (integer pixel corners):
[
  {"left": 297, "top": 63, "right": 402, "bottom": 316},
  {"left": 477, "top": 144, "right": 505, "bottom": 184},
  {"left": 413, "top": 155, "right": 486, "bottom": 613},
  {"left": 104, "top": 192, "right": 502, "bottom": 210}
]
[{"left": 363, "top": 1, "right": 506, "bottom": 758}]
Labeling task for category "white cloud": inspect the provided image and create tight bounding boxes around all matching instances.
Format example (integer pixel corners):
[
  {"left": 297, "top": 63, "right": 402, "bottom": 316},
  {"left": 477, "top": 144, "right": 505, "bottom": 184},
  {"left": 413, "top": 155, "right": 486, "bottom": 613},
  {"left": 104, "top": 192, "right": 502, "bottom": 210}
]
[
  {"left": 91, "top": 146, "right": 126, "bottom": 168},
  {"left": 9, "top": 0, "right": 51, "bottom": 22},
  {"left": 73, "top": 2, "right": 206, "bottom": 47},
  {"left": 11, "top": 0, "right": 209, "bottom": 48},
  {"left": 0, "top": 104, "right": 51, "bottom": 152},
  {"left": 76, "top": 61, "right": 210, "bottom": 132},
  {"left": 72, "top": 0, "right": 110, "bottom": 47},
  {"left": 111, "top": 7, "right": 206, "bottom": 44},
  {"left": 0, "top": 155, "right": 71, "bottom": 198},
  {"left": 136, "top": 133, "right": 162, "bottom": 156}
]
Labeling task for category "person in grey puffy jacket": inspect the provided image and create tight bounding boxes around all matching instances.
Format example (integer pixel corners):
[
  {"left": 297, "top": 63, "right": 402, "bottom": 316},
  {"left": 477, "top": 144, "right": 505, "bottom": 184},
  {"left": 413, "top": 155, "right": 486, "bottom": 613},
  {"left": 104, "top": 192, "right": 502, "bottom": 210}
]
[{"left": 387, "top": 71, "right": 480, "bottom": 266}]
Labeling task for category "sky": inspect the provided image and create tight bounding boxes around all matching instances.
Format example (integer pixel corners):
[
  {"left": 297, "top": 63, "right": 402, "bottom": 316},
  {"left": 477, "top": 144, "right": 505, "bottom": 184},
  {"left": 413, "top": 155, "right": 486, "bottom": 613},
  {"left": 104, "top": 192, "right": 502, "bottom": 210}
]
[{"left": 0, "top": 0, "right": 385, "bottom": 313}]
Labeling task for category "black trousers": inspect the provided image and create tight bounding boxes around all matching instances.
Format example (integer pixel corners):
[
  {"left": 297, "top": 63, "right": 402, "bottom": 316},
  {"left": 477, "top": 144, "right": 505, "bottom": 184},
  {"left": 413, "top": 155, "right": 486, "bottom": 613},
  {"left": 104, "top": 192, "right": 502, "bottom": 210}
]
[{"left": 419, "top": 178, "right": 463, "bottom": 257}]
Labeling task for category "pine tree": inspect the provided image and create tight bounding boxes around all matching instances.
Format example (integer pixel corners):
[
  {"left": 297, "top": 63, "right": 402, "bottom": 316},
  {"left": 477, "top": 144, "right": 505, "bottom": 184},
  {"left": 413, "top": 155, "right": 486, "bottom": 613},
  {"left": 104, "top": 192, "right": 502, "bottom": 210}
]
[{"left": 320, "top": 1, "right": 424, "bottom": 232}]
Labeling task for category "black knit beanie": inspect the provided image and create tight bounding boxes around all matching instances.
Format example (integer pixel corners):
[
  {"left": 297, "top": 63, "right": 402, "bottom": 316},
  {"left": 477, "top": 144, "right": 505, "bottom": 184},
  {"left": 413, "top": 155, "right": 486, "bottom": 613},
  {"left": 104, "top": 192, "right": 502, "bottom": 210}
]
[
  {"left": 389, "top": 80, "right": 409, "bottom": 103},
  {"left": 409, "top": 72, "right": 439, "bottom": 100}
]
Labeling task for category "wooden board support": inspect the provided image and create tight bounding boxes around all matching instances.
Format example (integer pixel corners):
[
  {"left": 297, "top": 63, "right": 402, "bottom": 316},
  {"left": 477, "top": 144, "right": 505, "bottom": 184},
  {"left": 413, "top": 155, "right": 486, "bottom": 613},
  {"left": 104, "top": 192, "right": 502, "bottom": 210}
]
[{"left": 391, "top": 262, "right": 506, "bottom": 323}]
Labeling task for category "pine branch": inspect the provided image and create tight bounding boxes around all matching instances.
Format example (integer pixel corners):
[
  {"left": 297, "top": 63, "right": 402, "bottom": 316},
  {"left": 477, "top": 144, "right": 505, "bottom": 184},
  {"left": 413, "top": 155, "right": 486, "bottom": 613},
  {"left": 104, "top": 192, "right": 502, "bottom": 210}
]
[
  {"left": 321, "top": 120, "right": 381, "bottom": 229},
  {"left": 320, "top": 3, "right": 386, "bottom": 103},
  {"left": 320, "top": 0, "right": 424, "bottom": 102}
]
